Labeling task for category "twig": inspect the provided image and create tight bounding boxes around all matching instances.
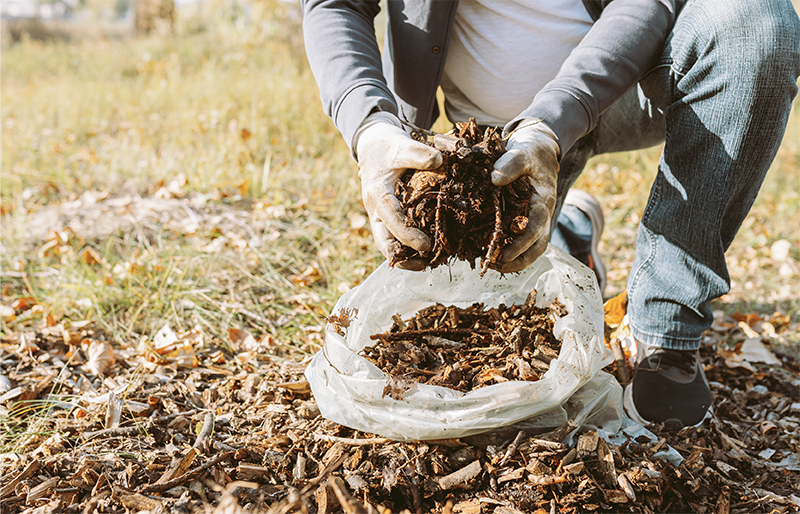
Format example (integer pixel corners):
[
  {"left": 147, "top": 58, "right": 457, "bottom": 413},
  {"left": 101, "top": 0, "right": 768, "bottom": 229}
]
[
  {"left": 82, "top": 422, "right": 152, "bottom": 440},
  {"left": 80, "top": 410, "right": 198, "bottom": 440},
  {"left": 193, "top": 411, "right": 215, "bottom": 449},
  {"left": 313, "top": 434, "right": 391, "bottom": 446},
  {"left": 610, "top": 339, "right": 630, "bottom": 383},
  {"left": 141, "top": 451, "right": 235, "bottom": 493},
  {"left": 158, "top": 409, "right": 199, "bottom": 420},
  {"left": 438, "top": 460, "right": 482, "bottom": 491},
  {"left": 528, "top": 438, "right": 566, "bottom": 451},
  {"left": 369, "top": 328, "right": 491, "bottom": 342},
  {"left": 499, "top": 430, "right": 525, "bottom": 467},
  {"left": 329, "top": 476, "right": 379, "bottom": 514},
  {"left": 431, "top": 190, "right": 446, "bottom": 266},
  {"left": 482, "top": 187, "right": 503, "bottom": 276},
  {"left": 399, "top": 119, "right": 436, "bottom": 138},
  {"left": 527, "top": 474, "right": 570, "bottom": 486}
]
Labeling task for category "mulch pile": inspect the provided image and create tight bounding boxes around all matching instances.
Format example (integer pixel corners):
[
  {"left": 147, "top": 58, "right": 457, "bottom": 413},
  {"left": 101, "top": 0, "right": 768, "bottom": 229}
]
[
  {"left": 390, "top": 119, "right": 532, "bottom": 275},
  {"left": 361, "top": 290, "right": 563, "bottom": 394},
  {"left": 1, "top": 302, "right": 799, "bottom": 514}
]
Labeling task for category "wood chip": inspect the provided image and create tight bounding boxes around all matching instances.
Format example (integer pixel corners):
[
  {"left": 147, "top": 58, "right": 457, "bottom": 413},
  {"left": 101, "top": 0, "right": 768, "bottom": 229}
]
[
  {"left": 315, "top": 482, "right": 336, "bottom": 514},
  {"left": 497, "top": 467, "right": 525, "bottom": 484},
  {"left": 115, "top": 486, "right": 163, "bottom": 511},
  {"left": 329, "top": 476, "right": 379, "bottom": 514},
  {"left": 26, "top": 477, "right": 59, "bottom": 504},
  {"left": 577, "top": 431, "right": 599, "bottom": 458},
  {"left": 716, "top": 485, "right": 730, "bottom": 514},
  {"left": 237, "top": 463, "right": 271, "bottom": 481},
  {"left": 0, "top": 459, "right": 40, "bottom": 498},
  {"left": 618, "top": 473, "right": 636, "bottom": 501},
  {"left": 313, "top": 434, "right": 391, "bottom": 446},
  {"left": 596, "top": 437, "right": 617, "bottom": 487},
  {"left": 438, "top": 460, "right": 482, "bottom": 491}
]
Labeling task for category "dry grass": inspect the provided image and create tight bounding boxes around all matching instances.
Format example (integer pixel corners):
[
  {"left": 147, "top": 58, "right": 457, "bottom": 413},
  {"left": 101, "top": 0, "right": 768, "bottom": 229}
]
[{"left": 1, "top": 1, "right": 370, "bottom": 359}]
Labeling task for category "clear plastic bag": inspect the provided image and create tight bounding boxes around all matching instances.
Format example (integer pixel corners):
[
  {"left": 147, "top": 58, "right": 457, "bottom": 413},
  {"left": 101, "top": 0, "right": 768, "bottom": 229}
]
[{"left": 305, "top": 245, "right": 616, "bottom": 441}]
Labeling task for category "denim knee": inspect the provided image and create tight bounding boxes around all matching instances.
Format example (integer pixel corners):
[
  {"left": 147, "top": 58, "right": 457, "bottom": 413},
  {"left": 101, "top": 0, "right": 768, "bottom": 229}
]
[{"left": 677, "top": 0, "right": 800, "bottom": 77}]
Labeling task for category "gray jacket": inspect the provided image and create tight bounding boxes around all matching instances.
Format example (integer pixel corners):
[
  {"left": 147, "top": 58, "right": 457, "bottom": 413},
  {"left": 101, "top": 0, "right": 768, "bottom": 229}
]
[{"left": 302, "top": 0, "right": 679, "bottom": 156}]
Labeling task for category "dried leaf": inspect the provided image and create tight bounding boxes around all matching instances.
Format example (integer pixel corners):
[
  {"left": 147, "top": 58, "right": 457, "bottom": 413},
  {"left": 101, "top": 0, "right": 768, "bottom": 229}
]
[
  {"left": 154, "top": 172, "right": 188, "bottom": 199},
  {"left": 326, "top": 308, "right": 358, "bottom": 336},
  {"left": 716, "top": 346, "right": 757, "bottom": 372},
  {"left": 289, "top": 264, "right": 322, "bottom": 287},
  {"left": 12, "top": 297, "right": 37, "bottom": 311},
  {"left": 229, "top": 327, "right": 260, "bottom": 351},
  {"left": 85, "top": 340, "right": 115, "bottom": 375},
  {"left": 80, "top": 246, "right": 105, "bottom": 266},
  {"left": 16, "top": 332, "right": 40, "bottom": 354},
  {"left": 156, "top": 447, "right": 198, "bottom": 484},
  {"left": 140, "top": 324, "right": 199, "bottom": 370},
  {"left": 603, "top": 292, "right": 628, "bottom": 328},
  {"left": 731, "top": 313, "right": 762, "bottom": 329},
  {"left": 739, "top": 338, "right": 781, "bottom": 365}
]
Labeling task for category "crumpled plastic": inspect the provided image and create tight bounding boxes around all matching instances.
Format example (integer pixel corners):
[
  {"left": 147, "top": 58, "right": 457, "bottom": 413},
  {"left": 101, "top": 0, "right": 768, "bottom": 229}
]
[{"left": 306, "top": 245, "right": 621, "bottom": 441}]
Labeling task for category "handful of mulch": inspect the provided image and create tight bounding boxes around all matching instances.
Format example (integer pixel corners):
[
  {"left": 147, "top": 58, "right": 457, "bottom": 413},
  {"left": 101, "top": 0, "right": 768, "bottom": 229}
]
[
  {"left": 391, "top": 118, "right": 532, "bottom": 275},
  {"left": 361, "top": 289, "right": 566, "bottom": 396}
]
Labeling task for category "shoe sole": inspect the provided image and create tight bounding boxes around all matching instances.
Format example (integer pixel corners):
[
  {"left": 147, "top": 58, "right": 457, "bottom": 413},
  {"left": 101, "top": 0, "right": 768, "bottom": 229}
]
[
  {"left": 564, "top": 189, "right": 606, "bottom": 294},
  {"left": 623, "top": 383, "right": 712, "bottom": 431}
]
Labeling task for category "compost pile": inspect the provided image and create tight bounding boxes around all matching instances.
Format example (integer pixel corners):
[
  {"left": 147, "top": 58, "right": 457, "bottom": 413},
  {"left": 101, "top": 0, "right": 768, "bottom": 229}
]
[
  {"left": 1, "top": 308, "right": 799, "bottom": 514},
  {"left": 390, "top": 118, "right": 532, "bottom": 275},
  {"left": 361, "top": 290, "right": 564, "bottom": 394}
]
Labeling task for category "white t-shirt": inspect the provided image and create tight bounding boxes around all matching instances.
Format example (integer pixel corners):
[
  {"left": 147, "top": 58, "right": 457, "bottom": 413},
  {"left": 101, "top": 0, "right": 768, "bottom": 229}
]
[{"left": 441, "top": 0, "right": 593, "bottom": 126}]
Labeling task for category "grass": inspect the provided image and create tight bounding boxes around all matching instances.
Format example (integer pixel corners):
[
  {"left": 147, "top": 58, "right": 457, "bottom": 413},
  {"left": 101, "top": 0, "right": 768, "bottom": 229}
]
[
  {"left": 1, "top": 0, "right": 799, "bottom": 387},
  {"left": 1, "top": 1, "right": 371, "bottom": 357}
]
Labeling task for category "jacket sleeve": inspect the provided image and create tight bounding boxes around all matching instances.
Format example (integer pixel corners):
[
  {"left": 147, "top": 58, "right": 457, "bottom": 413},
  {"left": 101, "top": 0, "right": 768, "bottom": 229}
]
[
  {"left": 510, "top": 0, "right": 677, "bottom": 156},
  {"left": 301, "top": 0, "right": 399, "bottom": 152}
]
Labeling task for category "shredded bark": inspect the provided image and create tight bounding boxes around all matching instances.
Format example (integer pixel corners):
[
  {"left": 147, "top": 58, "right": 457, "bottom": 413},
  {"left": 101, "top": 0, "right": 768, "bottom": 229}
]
[
  {"left": 361, "top": 291, "right": 565, "bottom": 393},
  {"left": 390, "top": 118, "right": 533, "bottom": 275}
]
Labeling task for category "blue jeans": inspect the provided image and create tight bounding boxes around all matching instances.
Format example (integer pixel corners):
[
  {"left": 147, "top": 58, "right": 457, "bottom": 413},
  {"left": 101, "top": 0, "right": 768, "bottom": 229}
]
[{"left": 552, "top": 0, "right": 800, "bottom": 350}]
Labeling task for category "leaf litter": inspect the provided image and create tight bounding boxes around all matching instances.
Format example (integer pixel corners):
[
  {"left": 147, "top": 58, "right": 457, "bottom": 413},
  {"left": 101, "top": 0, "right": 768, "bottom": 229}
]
[{"left": 1, "top": 295, "right": 799, "bottom": 514}]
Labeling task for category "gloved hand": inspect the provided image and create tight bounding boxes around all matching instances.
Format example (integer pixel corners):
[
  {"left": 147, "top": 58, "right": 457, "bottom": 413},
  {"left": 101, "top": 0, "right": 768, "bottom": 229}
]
[
  {"left": 492, "top": 119, "right": 561, "bottom": 273},
  {"left": 355, "top": 112, "right": 443, "bottom": 270}
]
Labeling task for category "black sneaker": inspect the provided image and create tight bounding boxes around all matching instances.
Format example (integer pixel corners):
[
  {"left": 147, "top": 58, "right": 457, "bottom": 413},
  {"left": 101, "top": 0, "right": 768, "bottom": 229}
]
[
  {"left": 623, "top": 341, "right": 712, "bottom": 430},
  {"left": 563, "top": 189, "right": 607, "bottom": 295}
]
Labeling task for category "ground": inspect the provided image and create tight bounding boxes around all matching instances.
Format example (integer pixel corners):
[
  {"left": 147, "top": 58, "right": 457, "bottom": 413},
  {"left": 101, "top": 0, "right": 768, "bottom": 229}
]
[{"left": 1, "top": 1, "right": 799, "bottom": 513}]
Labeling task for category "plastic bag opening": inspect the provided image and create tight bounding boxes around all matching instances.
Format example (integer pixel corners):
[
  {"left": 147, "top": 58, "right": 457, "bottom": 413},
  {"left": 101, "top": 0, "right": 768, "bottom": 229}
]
[{"left": 306, "top": 245, "right": 614, "bottom": 441}]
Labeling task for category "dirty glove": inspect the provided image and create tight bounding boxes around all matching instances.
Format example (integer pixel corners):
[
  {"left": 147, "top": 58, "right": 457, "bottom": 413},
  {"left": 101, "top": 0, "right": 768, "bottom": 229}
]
[
  {"left": 355, "top": 112, "right": 443, "bottom": 270},
  {"left": 492, "top": 119, "right": 560, "bottom": 273}
]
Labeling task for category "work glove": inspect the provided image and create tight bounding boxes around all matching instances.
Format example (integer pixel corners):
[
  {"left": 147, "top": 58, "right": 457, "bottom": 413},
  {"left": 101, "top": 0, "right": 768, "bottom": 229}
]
[
  {"left": 492, "top": 119, "right": 560, "bottom": 273},
  {"left": 355, "top": 112, "right": 443, "bottom": 271}
]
